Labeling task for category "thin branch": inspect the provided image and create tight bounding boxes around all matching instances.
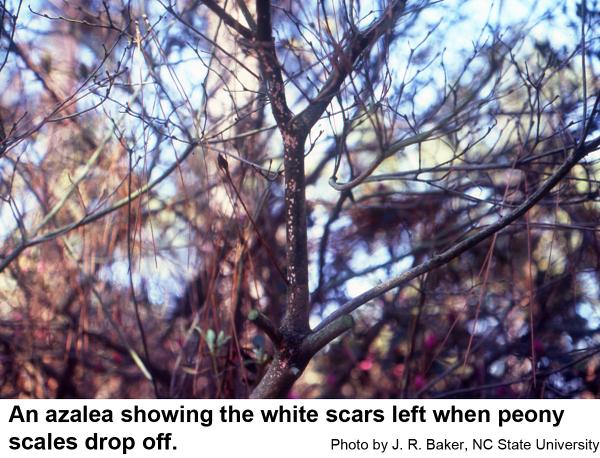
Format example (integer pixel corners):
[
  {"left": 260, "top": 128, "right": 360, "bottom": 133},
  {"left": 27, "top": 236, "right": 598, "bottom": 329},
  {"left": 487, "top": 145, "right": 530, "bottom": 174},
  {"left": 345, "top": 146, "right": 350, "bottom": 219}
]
[
  {"left": 295, "top": 0, "right": 407, "bottom": 132},
  {"left": 199, "top": 0, "right": 253, "bottom": 39},
  {"left": 315, "top": 122, "right": 600, "bottom": 333},
  {"left": 248, "top": 309, "right": 282, "bottom": 345}
]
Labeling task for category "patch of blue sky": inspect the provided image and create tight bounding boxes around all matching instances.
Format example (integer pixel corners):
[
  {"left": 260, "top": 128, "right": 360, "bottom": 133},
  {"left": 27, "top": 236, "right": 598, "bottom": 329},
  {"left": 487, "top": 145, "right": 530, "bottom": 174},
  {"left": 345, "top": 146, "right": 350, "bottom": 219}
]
[
  {"left": 488, "top": 357, "right": 506, "bottom": 377},
  {"left": 466, "top": 315, "right": 499, "bottom": 336},
  {"left": 576, "top": 272, "right": 600, "bottom": 330},
  {"left": 548, "top": 371, "right": 583, "bottom": 394},
  {"left": 345, "top": 242, "right": 415, "bottom": 295},
  {"left": 576, "top": 301, "right": 600, "bottom": 330},
  {"left": 99, "top": 242, "right": 194, "bottom": 310},
  {"left": 0, "top": 184, "right": 41, "bottom": 240},
  {"left": 465, "top": 185, "right": 493, "bottom": 203},
  {"left": 0, "top": 201, "right": 18, "bottom": 240}
]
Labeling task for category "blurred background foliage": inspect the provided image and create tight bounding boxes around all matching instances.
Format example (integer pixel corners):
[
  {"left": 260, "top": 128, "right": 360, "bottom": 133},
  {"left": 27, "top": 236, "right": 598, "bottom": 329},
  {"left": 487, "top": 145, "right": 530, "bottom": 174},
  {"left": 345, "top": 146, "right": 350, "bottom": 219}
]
[{"left": 0, "top": 0, "right": 599, "bottom": 398}]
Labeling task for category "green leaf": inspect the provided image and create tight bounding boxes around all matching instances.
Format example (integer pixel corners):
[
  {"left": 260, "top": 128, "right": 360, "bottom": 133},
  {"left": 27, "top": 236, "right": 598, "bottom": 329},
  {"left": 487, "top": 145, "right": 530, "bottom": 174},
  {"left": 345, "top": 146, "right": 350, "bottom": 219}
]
[
  {"left": 205, "top": 328, "right": 216, "bottom": 353},
  {"left": 217, "top": 330, "right": 230, "bottom": 348}
]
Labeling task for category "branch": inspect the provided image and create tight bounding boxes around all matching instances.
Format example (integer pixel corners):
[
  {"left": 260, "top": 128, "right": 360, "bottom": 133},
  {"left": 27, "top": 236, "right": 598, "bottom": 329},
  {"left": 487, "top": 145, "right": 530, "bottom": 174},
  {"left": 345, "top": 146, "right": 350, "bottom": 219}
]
[
  {"left": 248, "top": 309, "right": 282, "bottom": 345},
  {"left": 234, "top": 0, "right": 256, "bottom": 32},
  {"left": 255, "top": 0, "right": 292, "bottom": 127},
  {"left": 252, "top": 0, "right": 309, "bottom": 335},
  {"left": 0, "top": 140, "right": 200, "bottom": 273},
  {"left": 315, "top": 124, "right": 600, "bottom": 333},
  {"left": 295, "top": 0, "right": 407, "bottom": 131},
  {"left": 301, "top": 314, "right": 354, "bottom": 356},
  {"left": 199, "top": 0, "right": 253, "bottom": 39}
]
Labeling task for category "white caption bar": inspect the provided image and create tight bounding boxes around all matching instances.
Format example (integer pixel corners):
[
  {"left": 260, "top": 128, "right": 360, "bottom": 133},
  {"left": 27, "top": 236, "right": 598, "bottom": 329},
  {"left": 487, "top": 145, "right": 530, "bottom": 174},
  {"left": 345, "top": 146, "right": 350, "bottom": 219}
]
[{"left": 2, "top": 400, "right": 599, "bottom": 457}]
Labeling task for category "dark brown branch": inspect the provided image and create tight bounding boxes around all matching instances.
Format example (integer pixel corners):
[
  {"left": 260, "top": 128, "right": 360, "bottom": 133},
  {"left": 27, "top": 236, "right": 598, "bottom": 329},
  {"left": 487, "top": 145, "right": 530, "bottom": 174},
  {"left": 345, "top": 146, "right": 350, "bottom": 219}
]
[
  {"left": 200, "top": 0, "right": 253, "bottom": 39},
  {"left": 301, "top": 314, "right": 354, "bottom": 356},
  {"left": 252, "top": 0, "right": 308, "bottom": 337},
  {"left": 248, "top": 309, "right": 282, "bottom": 345},
  {"left": 255, "top": 0, "right": 293, "bottom": 127},
  {"left": 249, "top": 351, "right": 301, "bottom": 398},
  {"left": 279, "top": 132, "right": 311, "bottom": 336}
]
